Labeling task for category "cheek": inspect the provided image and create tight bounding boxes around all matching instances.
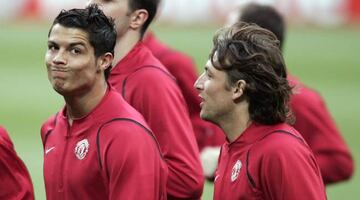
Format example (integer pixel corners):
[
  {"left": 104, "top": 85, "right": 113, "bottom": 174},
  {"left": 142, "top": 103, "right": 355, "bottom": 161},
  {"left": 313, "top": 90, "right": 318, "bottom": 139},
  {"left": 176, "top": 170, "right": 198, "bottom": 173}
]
[
  {"left": 204, "top": 81, "right": 218, "bottom": 95},
  {"left": 102, "top": 3, "right": 126, "bottom": 19},
  {"left": 114, "top": 18, "right": 130, "bottom": 35},
  {"left": 45, "top": 53, "right": 53, "bottom": 78},
  {"left": 76, "top": 60, "right": 98, "bottom": 79},
  {"left": 45, "top": 52, "right": 52, "bottom": 66}
]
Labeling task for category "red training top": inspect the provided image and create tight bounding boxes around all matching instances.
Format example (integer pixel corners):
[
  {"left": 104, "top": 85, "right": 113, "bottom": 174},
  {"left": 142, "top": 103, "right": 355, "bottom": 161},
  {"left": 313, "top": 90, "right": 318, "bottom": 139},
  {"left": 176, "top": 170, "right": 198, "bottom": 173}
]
[
  {"left": 214, "top": 122, "right": 327, "bottom": 200},
  {"left": 288, "top": 75, "right": 353, "bottom": 184},
  {"left": 109, "top": 42, "right": 204, "bottom": 199},
  {"left": 204, "top": 74, "right": 354, "bottom": 184},
  {"left": 0, "top": 126, "right": 34, "bottom": 200},
  {"left": 41, "top": 87, "right": 167, "bottom": 200}
]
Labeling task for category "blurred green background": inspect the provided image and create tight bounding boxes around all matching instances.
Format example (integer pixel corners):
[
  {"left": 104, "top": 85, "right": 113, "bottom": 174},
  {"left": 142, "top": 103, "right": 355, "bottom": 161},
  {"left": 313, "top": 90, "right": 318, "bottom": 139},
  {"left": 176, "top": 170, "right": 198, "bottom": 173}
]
[{"left": 0, "top": 22, "right": 359, "bottom": 199}]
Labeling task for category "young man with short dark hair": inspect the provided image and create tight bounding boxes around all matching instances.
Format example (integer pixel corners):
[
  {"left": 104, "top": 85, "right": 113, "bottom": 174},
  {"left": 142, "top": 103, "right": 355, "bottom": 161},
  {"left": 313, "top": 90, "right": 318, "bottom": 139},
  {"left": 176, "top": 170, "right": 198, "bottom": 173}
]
[{"left": 41, "top": 5, "right": 167, "bottom": 199}]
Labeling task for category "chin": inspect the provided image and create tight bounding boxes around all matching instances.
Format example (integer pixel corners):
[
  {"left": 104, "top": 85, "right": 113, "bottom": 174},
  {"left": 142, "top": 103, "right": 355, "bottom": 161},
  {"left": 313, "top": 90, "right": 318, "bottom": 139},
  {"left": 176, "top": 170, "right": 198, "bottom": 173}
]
[
  {"left": 53, "top": 86, "right": 67, "bottom": 96},
  {"left": 200, "top": 111, "right": 213, "bottom": 122},
  {"left": 52, "top": 82, "right": 72, "bottom": 96},
  {"left": 201, "top": 110, "right": 221, "bottom": 127}
]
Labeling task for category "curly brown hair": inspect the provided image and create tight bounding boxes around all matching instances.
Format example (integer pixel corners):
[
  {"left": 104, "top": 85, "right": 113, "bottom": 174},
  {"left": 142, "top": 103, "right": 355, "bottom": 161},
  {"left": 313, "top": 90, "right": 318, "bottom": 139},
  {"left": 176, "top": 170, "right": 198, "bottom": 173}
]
[{"left": 210, "top": 22, "right": 293, "bottom": 125}]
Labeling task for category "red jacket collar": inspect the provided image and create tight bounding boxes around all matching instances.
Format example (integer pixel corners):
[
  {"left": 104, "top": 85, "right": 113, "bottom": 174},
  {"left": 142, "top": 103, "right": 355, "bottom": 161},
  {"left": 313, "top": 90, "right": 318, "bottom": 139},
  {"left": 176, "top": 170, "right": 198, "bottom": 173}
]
[{"left": 227, "top": 122, "right": 291, "bottom": 147}]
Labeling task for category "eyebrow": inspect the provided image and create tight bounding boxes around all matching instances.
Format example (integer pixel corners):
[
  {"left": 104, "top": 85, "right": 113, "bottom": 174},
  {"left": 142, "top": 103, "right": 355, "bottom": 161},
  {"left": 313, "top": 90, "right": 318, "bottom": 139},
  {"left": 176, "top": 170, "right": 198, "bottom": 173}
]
[
  {"left": 47, "top": 40, "right": 86, "bottom": 47},
  {"left": 47, "top": 41, "right": 56, "bottom": 45},
  {"left": 69, "top": 42, "right": 86, "bottom": 47}
]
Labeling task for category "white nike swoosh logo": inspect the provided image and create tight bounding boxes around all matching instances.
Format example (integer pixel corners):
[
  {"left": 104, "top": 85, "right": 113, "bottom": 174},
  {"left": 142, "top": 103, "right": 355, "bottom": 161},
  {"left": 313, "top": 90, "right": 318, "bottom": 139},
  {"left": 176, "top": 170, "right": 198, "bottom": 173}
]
[
  {"left": 45, "top": 147, "right": 55, "bottom": 154},
  {"left": 214, "top": 175, "right": 220, "bottom": 182}
]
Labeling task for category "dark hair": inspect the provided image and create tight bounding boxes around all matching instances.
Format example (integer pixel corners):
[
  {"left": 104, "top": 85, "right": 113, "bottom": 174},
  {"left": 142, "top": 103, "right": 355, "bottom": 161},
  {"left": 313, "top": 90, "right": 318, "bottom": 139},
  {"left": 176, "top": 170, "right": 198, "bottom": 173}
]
[
  {"left": 128, "top": 0, "right": 160, "bottom": 37},
  {"left": 210, "top": 22, "right": 293, "bottom": 125},
  {"left": 239, "top": 3, "right": 285, "bottom": 50},
  {"left": 49, "top": 4, "right": 117, "bottom": 80}
]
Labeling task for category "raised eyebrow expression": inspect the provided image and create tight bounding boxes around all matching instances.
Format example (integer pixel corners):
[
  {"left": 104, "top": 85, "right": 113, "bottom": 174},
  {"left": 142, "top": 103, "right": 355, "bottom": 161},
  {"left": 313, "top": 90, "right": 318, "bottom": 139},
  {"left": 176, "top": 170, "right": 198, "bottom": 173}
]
[{"left": 47, "top": 40, "right": 87, "bottom": 52}]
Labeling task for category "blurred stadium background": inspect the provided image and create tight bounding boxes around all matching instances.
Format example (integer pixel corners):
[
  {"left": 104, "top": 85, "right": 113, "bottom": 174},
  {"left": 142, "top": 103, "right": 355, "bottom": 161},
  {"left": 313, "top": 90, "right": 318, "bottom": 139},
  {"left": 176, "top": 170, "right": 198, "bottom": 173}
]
[{"left": 0, "top": 0, "right": 359, "bottom": 199}]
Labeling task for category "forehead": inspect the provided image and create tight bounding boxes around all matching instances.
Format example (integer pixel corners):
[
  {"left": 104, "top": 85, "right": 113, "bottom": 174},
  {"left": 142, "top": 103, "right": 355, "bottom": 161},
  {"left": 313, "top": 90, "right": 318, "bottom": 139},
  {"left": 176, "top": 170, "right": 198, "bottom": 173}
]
[
  {"left": 48, "top": 24, "right": 90, "bottom": 45},
  {"left": 205, "top": 52, "right": 220, "bottom": 71},
  {"left": 205, "top": 59, "right": 225, "bottom": 76},
  {"left": 205, "top": 59, "right": 214, "bottom": 69}
]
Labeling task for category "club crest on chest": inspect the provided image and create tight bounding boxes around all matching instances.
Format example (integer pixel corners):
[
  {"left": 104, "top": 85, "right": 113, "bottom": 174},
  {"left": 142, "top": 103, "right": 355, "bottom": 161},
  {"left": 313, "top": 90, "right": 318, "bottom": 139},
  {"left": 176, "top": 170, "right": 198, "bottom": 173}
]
[
  {"left": 75, "top": 139, "right": 89, "bottom": 160},
  {"left": 231, "top": 160, "right": 242, "bottom": 182}
]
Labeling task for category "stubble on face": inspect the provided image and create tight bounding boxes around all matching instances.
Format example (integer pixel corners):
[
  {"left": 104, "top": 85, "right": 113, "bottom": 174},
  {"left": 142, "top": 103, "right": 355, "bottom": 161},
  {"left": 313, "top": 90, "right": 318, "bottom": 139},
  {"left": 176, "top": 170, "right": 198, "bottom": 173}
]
[{"left": 198, "top": 60, "right": 234, "bottom": 124}]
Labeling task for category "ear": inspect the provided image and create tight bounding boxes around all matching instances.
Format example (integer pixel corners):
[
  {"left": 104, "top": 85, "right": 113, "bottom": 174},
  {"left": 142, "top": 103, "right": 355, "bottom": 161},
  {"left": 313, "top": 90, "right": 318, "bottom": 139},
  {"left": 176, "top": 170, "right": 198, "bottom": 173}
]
[
  {"left": 232, "top": 80, "right": 246, "bottom": 100},
  {"left": 129, "top": 9, "right": 149, "bottom": 30},
  {"left": 97, "top": 52, "right": 113, "bottom": 72}
]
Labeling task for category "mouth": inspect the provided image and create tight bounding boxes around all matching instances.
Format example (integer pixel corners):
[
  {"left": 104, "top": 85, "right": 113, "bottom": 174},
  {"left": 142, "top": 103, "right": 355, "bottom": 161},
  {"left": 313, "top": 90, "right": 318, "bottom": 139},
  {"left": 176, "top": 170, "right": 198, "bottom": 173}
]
[
  {"left": 49, "top": 66, "right": 68, "bottom": 76},
  {"left": 50, "top": 70, "right": 68, "bottom": 80},
  {"left": 200, "top": 102, "right": 204, "bottom": 109},
  {"left": 50, "top": 66, "right": 68, "bottom": 72},
  {"left": 198, "top": 95, "right": 205, "bottom": 108}
]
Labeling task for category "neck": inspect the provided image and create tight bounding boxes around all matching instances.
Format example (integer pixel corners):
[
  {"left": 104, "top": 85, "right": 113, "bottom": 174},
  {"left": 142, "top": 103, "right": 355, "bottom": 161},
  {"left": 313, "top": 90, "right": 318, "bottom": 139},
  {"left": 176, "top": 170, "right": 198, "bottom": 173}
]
[
  {"left": 65, "top": 81, "right": 107, "bottom": 125},
  {"left": 113, "top": 30, "right": 141, "bottom": 66},
  {"left": 219, "top": 102, "right": 252, "bottom": 142}
]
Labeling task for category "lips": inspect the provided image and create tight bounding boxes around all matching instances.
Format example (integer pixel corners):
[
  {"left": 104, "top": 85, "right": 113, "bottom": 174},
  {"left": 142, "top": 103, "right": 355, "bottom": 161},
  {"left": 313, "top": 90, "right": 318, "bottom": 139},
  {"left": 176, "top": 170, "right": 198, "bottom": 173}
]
[
  {"left": 50, "top": 70, "right": 68, "bottom": 79},
  {"left": 200, "top": 101, "right": 204, "bottom": 108},
  {"left": 50, "top": 66, "right": 68, "bottom": 72},
  {"left": 49, "top": 66, "right": 68, "bottom": 78},
  {"left": 198, "top": 95, "right": 205, "bottom": 108}
]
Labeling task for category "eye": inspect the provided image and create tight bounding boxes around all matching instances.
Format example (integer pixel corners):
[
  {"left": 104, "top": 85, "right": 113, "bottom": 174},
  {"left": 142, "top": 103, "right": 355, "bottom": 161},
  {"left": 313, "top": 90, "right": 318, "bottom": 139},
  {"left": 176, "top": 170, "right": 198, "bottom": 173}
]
[
  {"left": 205, "top": 70, "right": 212, "bottom": 78},
  {"left": 48, "top": 44, "right": 58, "bottom": 51},
  {"left": 70, "top": 48, "right": 81, "bottom": 55}
]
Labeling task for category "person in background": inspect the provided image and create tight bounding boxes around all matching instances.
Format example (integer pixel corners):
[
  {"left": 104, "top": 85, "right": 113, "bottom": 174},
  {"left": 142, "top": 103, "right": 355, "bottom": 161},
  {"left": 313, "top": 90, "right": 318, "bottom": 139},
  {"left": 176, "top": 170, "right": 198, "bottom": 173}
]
[
  {"left": 143, "top": 26, "right": 225, "bottom": 178},
  {"left": 0, "top": 126, "right": 34, "bottom": 200},
  {"left": 195, "top": 21, "right": 327, "bottom": 200},
  {"left": 87, "top": 0, "right": 204, "bottom": 199},
  {"left": 201, "top": 3, "right": 354, "bottom": 184},
  {"left": 41, "top": 5, "right": 167, "bottom": 199},
  {"left": 143, "top": 31, "right": 224, "bottom": 153}
]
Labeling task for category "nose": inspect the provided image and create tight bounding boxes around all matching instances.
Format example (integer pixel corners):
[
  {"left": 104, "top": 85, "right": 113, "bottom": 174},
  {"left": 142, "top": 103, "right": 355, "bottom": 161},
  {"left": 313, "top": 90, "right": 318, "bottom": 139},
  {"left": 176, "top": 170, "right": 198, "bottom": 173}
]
[
  {"left": 52, "top": 51, "right": 67, "bottom": 65},
  {"left": 194, "top": 73, "right": 205, "bottom": 91}
]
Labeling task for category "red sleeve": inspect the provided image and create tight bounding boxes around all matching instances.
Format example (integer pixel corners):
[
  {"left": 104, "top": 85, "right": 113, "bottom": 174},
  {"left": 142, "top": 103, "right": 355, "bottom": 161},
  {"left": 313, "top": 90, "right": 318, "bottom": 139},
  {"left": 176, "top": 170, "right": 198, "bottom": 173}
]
[
  {"left": 125, "top": 67, "right": 204, "bottom": 199},
  {"left": 0, "top": 126, "right": 14, "bottom": 149},
  {"left": 99, "top": 121, "right": 167, "bottom": 200},
  {"left": 40, "top": 114, "right": 58, "bottom": 146},
  {"left": 0, "top": 127, "right": 34, "bottom": 200},
  {"left": 291, "top": 88, "right": 354, "bottom": 184},
  {"left": 260, "top": 134, "right": 326, "bottom": 200}
]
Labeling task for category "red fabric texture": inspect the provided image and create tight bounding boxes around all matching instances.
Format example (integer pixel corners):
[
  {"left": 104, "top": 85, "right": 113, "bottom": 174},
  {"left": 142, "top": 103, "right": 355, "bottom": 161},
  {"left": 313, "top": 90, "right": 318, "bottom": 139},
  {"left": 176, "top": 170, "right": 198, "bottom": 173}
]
[
  {"left": 0, "top": 126, "right": 34, "bottom": 200},
  {"left": 41, "top": 88, "right": 167, "bottom": 200},
  {"left": 214, "top": 123, "right": 327, "bottom": 200},
  {"left": 109, "top": 42, "right": 204, "bottom": 199},
  {"left": 288, "top": 75, "right": 353, "bottom": 184},
  {"left": 143, "top": 32, "right": 224, "bottom": 151}
]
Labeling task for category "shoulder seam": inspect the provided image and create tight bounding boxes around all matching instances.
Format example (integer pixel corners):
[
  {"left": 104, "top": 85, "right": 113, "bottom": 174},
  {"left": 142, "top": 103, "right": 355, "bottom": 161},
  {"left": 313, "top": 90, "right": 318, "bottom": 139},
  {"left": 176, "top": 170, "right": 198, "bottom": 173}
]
[
  {"left": 96, "top": 117, "right": 164, "bottom": 170},
  {"left": 246, "top": 129, "right": 305, "bottom": 189}
]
